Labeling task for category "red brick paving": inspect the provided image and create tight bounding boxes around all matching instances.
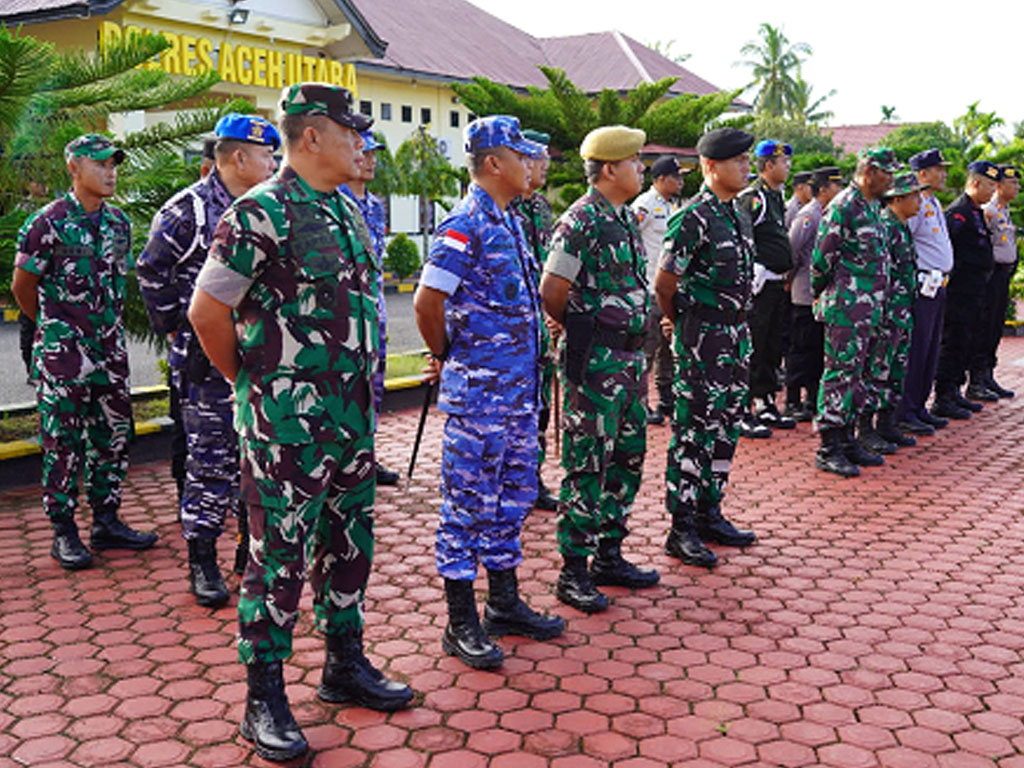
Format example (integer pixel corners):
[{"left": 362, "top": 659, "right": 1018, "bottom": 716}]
[{"left": 2, "top": 339, "right": 1024, "bottom": 766}]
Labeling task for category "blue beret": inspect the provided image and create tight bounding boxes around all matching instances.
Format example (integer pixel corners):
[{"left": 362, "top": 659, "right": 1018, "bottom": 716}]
[
  {"left": 214, "top": 113, "right": 281, "bottom": 151},
  {"left": 360, "top": 129, "right": 383, "bottom": 152},
  {"left": 754, "top": 139, "right": 793, "bottom": 158}
]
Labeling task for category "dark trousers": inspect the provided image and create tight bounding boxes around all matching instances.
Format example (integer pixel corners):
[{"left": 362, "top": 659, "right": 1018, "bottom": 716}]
[
  {"left": 935, "top": 271, "right": 988, "bottom": 395},
  {"left": 18, "top": 313, "right": 35, "bottom": 375},
  {"left": 785, "top": 304, "right": 823, "bottom": 404},
  {"left": 897, "top": 286, "right": 946, "bottom": 420},
  {"left": 748, "top": 281, "right": 789, "bottom": 400},
  {"left": 642, "top": 304, "right": 674, "bottom": 407},
  {"left": 975, "top": 261, "right": 1016, "bottom": 372}
]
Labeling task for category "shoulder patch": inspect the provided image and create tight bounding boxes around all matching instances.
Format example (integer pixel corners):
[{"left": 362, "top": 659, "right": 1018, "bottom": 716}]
[{"left": 441, "top": 228, "right": 469, "bottom": 252}]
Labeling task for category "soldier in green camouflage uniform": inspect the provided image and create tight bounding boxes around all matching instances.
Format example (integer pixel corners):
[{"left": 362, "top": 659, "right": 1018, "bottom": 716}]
[
  {"left": 871, "top": 173, "right": 929, "bottom": 450},
  {"left": 655, "top": 128, "right": 759, "bottom": 570},
  {"left": 541, "top": 125, "right": 659, "bottom": 614},
  {"left": 190, "top": 83, "right": 411, "bottom": 764},
  {"left": 811, "top": 148, "right": 901, "bottom": 477},
  {"left": 509, "top": 129, "right": 558, "bottom": 511},
  {"left": 12, "top": 134, "right": 158, "bottom": 572}
]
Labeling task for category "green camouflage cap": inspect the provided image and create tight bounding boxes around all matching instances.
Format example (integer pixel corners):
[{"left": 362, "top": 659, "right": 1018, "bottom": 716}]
[
  {"left": 64, "top": 133, "right": 125, "bottom": 165},
  {"left": 859, "top": 146, "right": 901, "bottom": 173},
  {"left": 279, "top": 82, "right": 372, "bottom": 132},
  {"left": 884, "top": 172, "right": 929, "bottom": 199}
]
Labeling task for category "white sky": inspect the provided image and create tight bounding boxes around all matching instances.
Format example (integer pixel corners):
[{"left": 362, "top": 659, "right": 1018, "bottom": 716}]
[{"left": 467, "top": 0, "right": 1020, "bottom": 131}]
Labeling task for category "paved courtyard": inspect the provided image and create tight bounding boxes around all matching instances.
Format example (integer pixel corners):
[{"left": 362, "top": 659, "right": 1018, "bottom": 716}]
[{"left": 2, "top": 338, "right": 1024, "bottom": 767}]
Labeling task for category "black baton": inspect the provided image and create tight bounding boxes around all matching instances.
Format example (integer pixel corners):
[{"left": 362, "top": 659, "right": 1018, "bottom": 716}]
[{"left": 407, "top": 381, "right": 435, "bottom": 478}]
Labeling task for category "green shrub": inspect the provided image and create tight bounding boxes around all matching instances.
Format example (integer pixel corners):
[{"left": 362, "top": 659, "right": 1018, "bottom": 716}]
[{"left": 384, "top": 233, "right": 421, "bottom": 279}]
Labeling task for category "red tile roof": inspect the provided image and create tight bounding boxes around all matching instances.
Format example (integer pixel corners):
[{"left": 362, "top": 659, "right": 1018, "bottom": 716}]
[
  {"left": 352, "top": 0, "right": 728, "bottom": 96},
  {"left": 825, "top": 123, "right": 901, "bottom": 155}
]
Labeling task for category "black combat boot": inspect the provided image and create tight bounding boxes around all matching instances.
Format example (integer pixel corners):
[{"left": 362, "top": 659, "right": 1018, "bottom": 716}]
[
  {"left": 697, "top": 505, "right": 757, "bottom": 547},
  {"left": 318, "top": 627, "right": 413, "bottom": 710},
  {"left": 375, "top": 461, "right": 399, "bottom": 486},
  {"left": 966, "top": 371, "right": 999, "bottom": 402},
  {"left": 657, "top": 386, "right": 675, "bottom": 421},
  {"left": 985, "top": 368, "right": 1015, "bottom": 398},
  {"left": 534, "top": 478, "right": 558, "bottom": 511},
  {"left": 239, "top": 661, "right": 308, "bottom": 762},
  {"left": 556, "top": 555, "right": 609, "bottom": 613},
  {"left": 843, "top": 425, "right": 884, "bottom": 467},
  {"left": 51, "top": 517, "right": 93, "bottom": 570},
  {"left": 90, "top": 507, "right": 158, "bottom": 551},
  {"left": 876, "top": 409, "right": 916, "bottom": 447},
  {"left": 483, "top": 568, "right": 564, "bottom": 640},
  {"left": 645, "top": 404, "right": 665, "bottom": 425},
  {"left": 187, "top": 537, "right": 229, "bottom": 608},
  {"left": 442, "top": 579, "right": 503, "bottom": 669},
  {"left": 590, "top": 539, "right": 660, "bottom": 588},
  {"left": 664, "top": 504, "right": 717, "bottom": 568},
  {"left": 815, "top": 428, "right": 860, "bottom": 477},
  {"left": 931, "top": 391, "right": 971, "bottom": 420},
  {"left": 952, "top": 388, "right": 983, "bottom": 412},
  {"left": 856, "top": 412, "right": 896, "bottom": 455},
  {"left": 234, "top": 502, "right": 249, "bottom": 576}
]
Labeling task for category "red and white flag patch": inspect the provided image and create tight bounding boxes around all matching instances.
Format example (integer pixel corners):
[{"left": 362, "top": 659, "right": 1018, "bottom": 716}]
[{"left": 442, "top": 229, "right": 469, "bottom": 252}]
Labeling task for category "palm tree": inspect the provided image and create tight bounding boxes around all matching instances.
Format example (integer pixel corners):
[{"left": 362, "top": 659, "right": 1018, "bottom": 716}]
[
  {"left": 789, "top": 75, "right": 834, "bottom": 124},
  {"left": 738, "top": 23, "right": 812, "bottom": 118},
  {"left": 880, "top": 105, "right": 899, "bottom": 122}
]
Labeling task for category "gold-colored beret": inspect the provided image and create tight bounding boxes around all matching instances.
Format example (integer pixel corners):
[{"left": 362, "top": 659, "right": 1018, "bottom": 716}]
[{"left": 580, "top": 125, "right": 646, "bottom": 162}]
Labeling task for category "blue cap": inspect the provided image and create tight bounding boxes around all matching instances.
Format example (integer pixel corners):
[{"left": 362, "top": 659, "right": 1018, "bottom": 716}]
[
  {"left": 360, "top": 129, "right": 383, "bottom": 152},
  {"left": 754, "top": 139, "right": 793, "bottom": 158},
  {"left": 214, "top": 113, "right": 281, "bottom": 151},
  {"left": 908, "top": 148, "right": 950, "bottom": 172},
  {"left": 464, "top": 115, "right": 545, "bottom": 157},
  {"left": 968, "top": 160, "right": 1001, "bottom": 180}
]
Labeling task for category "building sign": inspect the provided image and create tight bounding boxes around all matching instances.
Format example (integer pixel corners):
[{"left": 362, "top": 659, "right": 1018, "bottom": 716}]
[{"left": 99, "top": 21, "right": 358, "bottom": 95}]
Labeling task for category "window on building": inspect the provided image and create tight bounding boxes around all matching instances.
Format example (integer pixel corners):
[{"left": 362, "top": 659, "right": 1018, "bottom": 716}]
[
  {"left": 420, "top": 107, "right": 432, "bottom": 126},
  {"left": 450, "top": 110, "right": 460, "bottom": 129},
  {"left": 359, "top": 100, "right": 372, "bottom": 116},
  {"left": 381, "top": 103, "right": 392, "bottom": 121},
  {"left": 401, "top": 105, "right": 412, "bottom": 123}
]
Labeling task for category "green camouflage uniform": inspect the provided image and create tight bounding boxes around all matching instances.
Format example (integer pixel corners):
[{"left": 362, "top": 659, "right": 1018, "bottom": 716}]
[
  {"left": 660, "top": 185, "right": 755, "bottom": 515},
  {"left": 811, "top": 183, "right": 890, "bottom": 429},
  {"left": 876, "top": 208, "right": 916, "bottom": 409},
  {"left": 15, "top": 191, "right": 133, "bottom": 522},
  {"left": 510, "top": 193, "right": 554, "bottom": 466},
  {"left": 195, "top": 166, "right": 379, "bottom": 664},
  {"left": 544, "top": 187, "right": 648, "bottom": 557}
]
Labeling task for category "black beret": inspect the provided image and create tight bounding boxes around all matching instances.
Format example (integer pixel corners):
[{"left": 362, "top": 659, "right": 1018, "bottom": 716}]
[
  {"left": 792, "top": 171, "right": 812, "bottom": 185},
  {"left": 696, "top": 128, "right": 755, "bottom": 160}
]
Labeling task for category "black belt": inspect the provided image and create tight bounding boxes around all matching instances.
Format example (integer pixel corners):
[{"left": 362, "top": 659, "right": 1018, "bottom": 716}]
[
  {"left": 594, "top": 326, "right": 644, "bottom": 351},
  {"left": 691, "top": 305, "right": 747, "bottom": 325}
]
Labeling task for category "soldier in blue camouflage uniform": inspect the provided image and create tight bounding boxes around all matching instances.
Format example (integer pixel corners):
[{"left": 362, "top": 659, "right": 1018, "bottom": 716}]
[
  {"left": 871, "top": 173, "right": 929, "bottom": 450},
  {"left": 541, "top": 125, "right": 660, "bottom": 614},
  {"left": 12, "top": 134, "right": 158, "bottom": 571},
  {"left": 655, "top": 128, "right": 759, "bottom": 570},
  {"left": 415, "top": 115, "right": 563, "bottom": 671},
  {"left": 189, "top": 83, "right": 412, "bottom": 763},
  {"left": 339, "top": 130, "right": 400, "bottom": 486},
  {"left": 138, "top": 114, "right": 279, "bottom": 607},
  {"left": 811, "top": 148, "right": 901, "bottom": 477},
  {"left": 509, "top": 128, "right": 559, "bottom": 511}
]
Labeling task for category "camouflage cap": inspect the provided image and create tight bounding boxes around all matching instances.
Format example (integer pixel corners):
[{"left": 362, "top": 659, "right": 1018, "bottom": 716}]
[
  {"left": 279, "top": 82, "right": 372, "bottom": 132},
  {"left": 859, "top": 146, "right": 901, "bottom": 173},
  {"left": 884, "top": 172, "right": 929, "bottom": 199},
  {"left": 215, "top": 113, "right": 281, "bottom": 150},
  {"left": 465, "top": 115, "right": 545, "bottom": 157},
  {"left": 64, "top": 134, "right": 125, "bottom": 165},
  {"left": 579, "top": 125, "right": 646, "bottom": 162},
  {"left": 967, "top": 160, "right": 1000, "bottom": 180}
]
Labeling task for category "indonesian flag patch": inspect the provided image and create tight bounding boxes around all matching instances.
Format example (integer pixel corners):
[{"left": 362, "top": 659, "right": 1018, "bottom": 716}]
[{"left": 442, "top": 229, "right": 469, "bottom": 252}]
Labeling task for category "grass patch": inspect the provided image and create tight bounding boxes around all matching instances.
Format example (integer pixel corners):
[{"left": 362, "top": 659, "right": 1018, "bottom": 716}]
[
  {"left": 0, "top": 397, "right": 170, "bottom": 443},
  {"left": 385, "top": 349, "right": 428, "bottom": 379}
]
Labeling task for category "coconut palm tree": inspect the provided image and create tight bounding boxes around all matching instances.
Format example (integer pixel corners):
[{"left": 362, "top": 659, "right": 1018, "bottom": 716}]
[{"left": 738, "top": 23, "right": 812, "bottom": 118}]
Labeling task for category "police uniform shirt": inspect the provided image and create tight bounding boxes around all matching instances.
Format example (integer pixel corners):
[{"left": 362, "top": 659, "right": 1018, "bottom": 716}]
[
  {"left": 787, "top": 197, "right": 822, "bottom": 307},
  {"left": 631, "top": 186, "right": 674, "bottom": 286},
  {"left": 983, "top": 199, "right": 1018, "bottom": 265},
  {"left": 907, "top": 192, "right": 954, "bottom": 273}
]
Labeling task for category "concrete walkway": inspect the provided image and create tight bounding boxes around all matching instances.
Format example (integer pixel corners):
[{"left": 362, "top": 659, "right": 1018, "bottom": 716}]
[{"left": 2, "top": 339, "right": 1024, "bottom": 767}]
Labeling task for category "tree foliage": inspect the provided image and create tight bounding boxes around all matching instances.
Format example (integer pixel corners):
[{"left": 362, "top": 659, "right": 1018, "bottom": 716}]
[{"left": 737, "top": 23, "right": 812, "bottom": 118}]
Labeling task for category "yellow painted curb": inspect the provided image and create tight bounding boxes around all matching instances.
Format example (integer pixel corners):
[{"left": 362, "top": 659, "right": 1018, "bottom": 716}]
[
  {"left": 4, "top": 309, "right": 20, "bottom": 323},
  {"left": 397, "top": 283, "right": 415, "bottom": 294},
  {"left": 0, "top": 439, "right": 40, "bottom": 460}
]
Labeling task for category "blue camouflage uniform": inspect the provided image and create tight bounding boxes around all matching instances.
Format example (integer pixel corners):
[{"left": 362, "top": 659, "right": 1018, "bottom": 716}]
[
  {"left": 339, "top": 184, "right": 388, "bottom": 414},
  {"left": 422, "top": 182, "right": 542, "bottom": 580},
  {"left": 137, "top": 168, "right": 237, "bottom": 540}
]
